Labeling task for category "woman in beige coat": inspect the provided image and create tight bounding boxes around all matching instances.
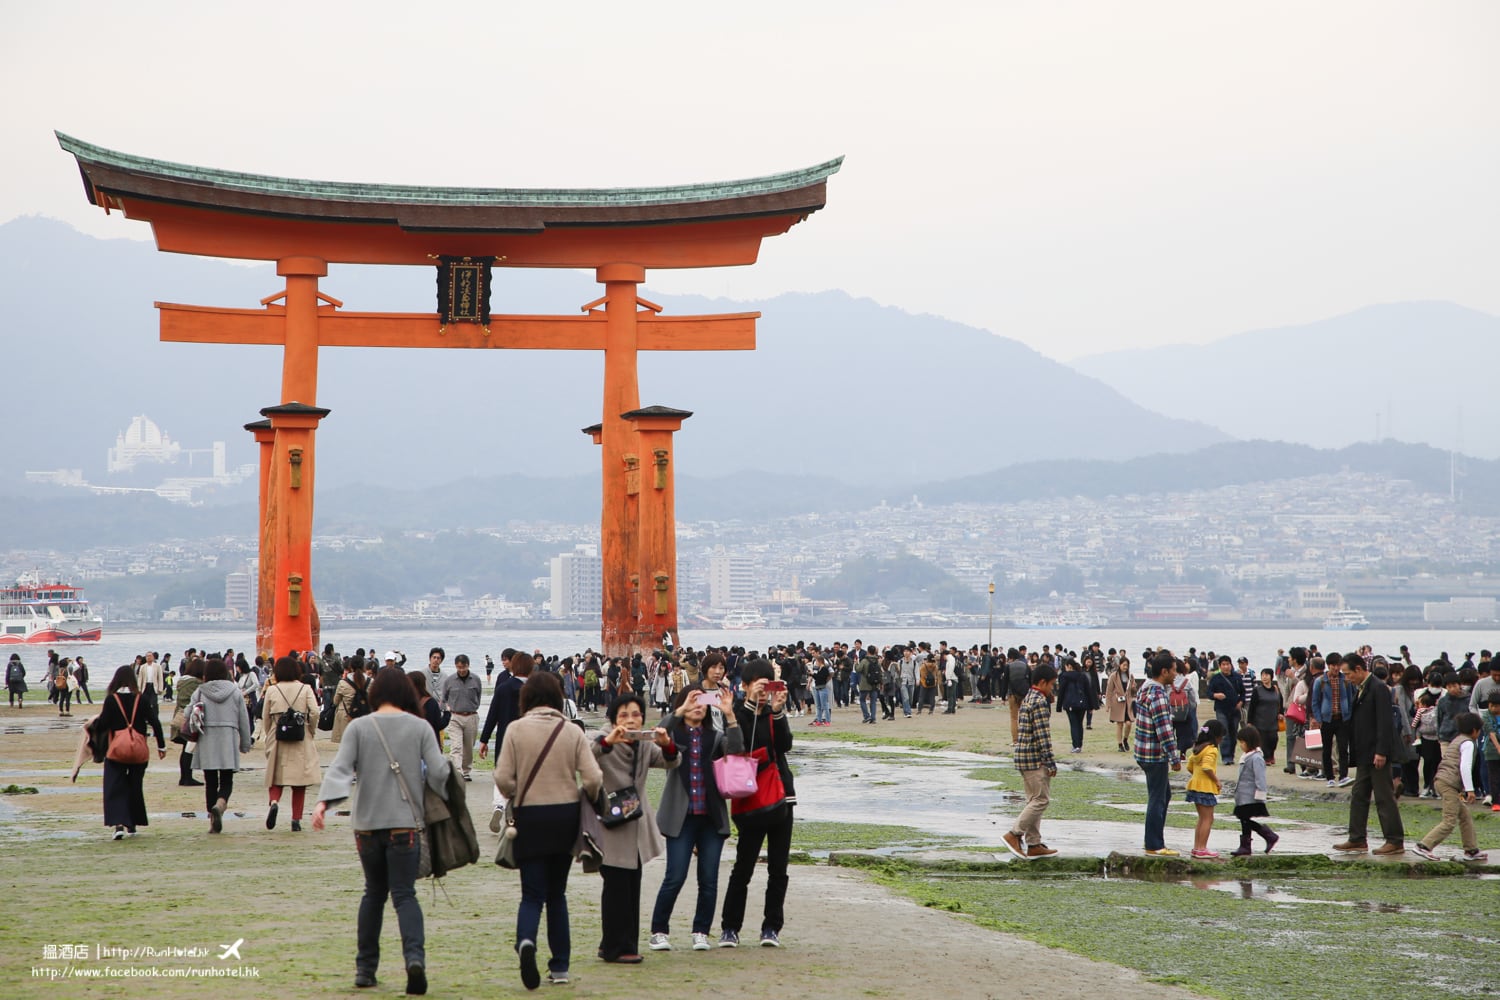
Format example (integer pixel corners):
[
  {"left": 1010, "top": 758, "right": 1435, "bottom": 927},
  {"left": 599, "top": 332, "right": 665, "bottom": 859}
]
[
  {"left": 1105, "top": 657, "right": 1136, "bottom": 751},
  {"left": 262, "top": 656, "right": 322, "bottom": 831},
  {"left": 591, "top": 691, "right": 680, "bottom": 964},
  {"left": 495, "top": 666, "right": 603, "bottom": 990},
  {"left": 330, "top": 667, "right": 365, "bottom": 744}
]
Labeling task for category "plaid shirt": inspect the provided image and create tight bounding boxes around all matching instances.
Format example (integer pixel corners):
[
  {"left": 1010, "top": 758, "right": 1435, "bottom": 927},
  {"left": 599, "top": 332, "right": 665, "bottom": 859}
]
[
  {"left": 687, "top": 725, "right": 707, "bottom": 815},
  {"left": 1133, "top": 678, "right": 1182, "bottom": 766},
  {"left": 1014, "top": 687, "right": 1056, "bottom": 771}
]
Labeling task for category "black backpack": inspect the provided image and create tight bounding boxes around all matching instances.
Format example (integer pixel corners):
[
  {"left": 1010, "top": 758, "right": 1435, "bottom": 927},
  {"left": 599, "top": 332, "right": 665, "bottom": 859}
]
[
  {"left": 274, "top": 683, "right": 308, "bottom": 742},
  {"left": 348, "top": 685, "right": 370, "bottom": 719},
  {"left": 1008, "top": 661, "right": 1029, "bottom": 696}
]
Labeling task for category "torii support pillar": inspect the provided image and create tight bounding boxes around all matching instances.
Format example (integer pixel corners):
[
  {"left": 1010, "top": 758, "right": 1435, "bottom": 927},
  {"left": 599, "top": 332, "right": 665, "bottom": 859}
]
[
  {"left": 622, "top": 406, "right": 691, "bottom": 651},
  {"left": 261, "top": 403, "right": 329, "bottom": 658},
  {"left": 244, "top": 417, "right": 275, "bottom": 658}
]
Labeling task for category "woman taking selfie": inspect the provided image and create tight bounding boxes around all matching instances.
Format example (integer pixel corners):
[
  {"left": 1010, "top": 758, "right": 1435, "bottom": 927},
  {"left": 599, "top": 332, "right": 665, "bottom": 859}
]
[
  {"left": 719, "top": 657, "right": 795, "bottom": 948},
  {"left": 591, "top": 692, "right": 680, "bottom": 965},
  {"left": 648, "top": 685, "right": 742, "bottom": 952}
]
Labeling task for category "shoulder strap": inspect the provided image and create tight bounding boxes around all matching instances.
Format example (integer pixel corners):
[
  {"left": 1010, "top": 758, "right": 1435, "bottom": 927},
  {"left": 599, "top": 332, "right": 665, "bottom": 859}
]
[
  {"left": 515, "top": 719, "right": 568, "bottom": 808},
  {"left": 116, "top": 692, "right": 140, "bottom": 728}
]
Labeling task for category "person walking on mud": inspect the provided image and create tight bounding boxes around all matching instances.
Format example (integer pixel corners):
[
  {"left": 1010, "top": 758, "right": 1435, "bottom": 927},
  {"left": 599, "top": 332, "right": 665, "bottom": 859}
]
[
  {"left": 7, "top": 652, "right": 29, "bottom": 708},
  {"left": 189, "top": 657, "right": 253, "bottom": 834},
  {"left": 1003, "top": 662, "right": 1058, "bottom": 860},
  {"left": 1334, "top": 653, "right": 1405, "bottom": 855}
]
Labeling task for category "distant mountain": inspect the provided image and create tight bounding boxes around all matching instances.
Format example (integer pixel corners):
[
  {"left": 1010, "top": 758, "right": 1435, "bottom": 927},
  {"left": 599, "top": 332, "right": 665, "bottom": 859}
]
[
  {"left": 1071, "top": 302, "right": 1500, "bottom": 457},
  {"left": 0, "top": 217, "right": 1226, "bottom": 490},
  {"left": 916, "top": 438, "right": 1500, "bottom": 515},
  {"left": 6, "top": 438, "right": 1495, "bottom": 552}
]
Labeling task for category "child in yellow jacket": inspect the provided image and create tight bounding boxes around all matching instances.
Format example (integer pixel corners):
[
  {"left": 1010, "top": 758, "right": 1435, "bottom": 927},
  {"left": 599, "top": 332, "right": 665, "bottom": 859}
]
[{"left": 1185, "top": 719, "right": 1225, "bottom": 859}]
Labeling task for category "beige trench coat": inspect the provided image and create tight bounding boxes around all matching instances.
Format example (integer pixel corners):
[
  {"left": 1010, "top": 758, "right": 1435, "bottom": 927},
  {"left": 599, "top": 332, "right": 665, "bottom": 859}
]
[
  {"left": 261, "top": 681, "right": 322, "bottom": 788},
  {"left": 1105, "top": 670, "right": 1135, "bottom": 724},
  {"left": 590, "top": 734, "right": 680, "bottom": 870},
  {"left": 330, "top": 678, "right": 356, "bottom": 743}
]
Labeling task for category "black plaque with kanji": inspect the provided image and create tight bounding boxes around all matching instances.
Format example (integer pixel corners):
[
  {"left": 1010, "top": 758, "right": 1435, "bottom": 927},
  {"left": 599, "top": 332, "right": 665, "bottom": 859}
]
[{"left": 436, "top": 255, "right": 494, "bottom": 325}]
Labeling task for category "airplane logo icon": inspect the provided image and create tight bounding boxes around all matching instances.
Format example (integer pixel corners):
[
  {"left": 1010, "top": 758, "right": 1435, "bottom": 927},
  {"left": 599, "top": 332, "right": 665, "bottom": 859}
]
[{"left": 218, "top": 939, "right": 244, "bottom": 961}]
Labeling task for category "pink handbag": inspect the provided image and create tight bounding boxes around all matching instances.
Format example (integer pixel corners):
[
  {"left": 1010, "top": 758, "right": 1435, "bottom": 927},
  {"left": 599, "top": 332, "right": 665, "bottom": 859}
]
[{"left": 713, "top": 753, "right": 759, "bottom": 800}]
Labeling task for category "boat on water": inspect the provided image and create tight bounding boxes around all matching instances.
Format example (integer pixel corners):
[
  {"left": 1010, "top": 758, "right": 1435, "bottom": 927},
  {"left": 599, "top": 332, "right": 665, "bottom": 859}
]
[
  {"left": 1011, "top": 608, "right": 1109, "bottom": 629},
  {"left": 720, "top": 608, "right": 768, "bottom": 630},
  {"left": 0, "top": 575, "right": 104, "bottom": 644},
  {"left": 1322, "top": 609, "right": 1371, "bottom": 631}
]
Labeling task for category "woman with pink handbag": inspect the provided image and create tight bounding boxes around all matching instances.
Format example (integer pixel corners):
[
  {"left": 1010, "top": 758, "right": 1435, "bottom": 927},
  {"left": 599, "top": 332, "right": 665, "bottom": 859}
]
[{"left": 647, "top": 685, "right": 744, "bottom": 953}]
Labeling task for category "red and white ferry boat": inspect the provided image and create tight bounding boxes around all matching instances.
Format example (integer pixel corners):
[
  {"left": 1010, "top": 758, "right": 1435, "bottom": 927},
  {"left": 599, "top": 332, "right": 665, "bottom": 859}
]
[{"left": 0, "top": 574, "right": 103, "bottom": 644}]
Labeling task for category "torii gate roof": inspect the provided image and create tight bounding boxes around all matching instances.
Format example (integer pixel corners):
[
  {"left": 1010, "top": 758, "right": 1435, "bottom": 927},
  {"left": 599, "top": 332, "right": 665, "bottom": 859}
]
[{"left": 56, "top": 132, "right": 842, "bottom": 268}]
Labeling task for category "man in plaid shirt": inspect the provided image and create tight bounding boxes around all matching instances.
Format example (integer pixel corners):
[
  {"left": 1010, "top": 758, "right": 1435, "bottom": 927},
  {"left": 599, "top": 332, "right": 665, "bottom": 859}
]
[
  {"left": 1135, "top": 652, "right": 1185, "bottom": 856},
  {"left": 1003, "top": 663, "right": 1059, "bottom": 860}
]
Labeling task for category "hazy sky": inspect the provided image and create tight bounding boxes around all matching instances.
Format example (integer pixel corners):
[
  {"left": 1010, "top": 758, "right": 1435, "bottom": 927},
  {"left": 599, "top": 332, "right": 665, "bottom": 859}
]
[{"left": 4, "top": 1, "right": 1496, "bottom": 360}]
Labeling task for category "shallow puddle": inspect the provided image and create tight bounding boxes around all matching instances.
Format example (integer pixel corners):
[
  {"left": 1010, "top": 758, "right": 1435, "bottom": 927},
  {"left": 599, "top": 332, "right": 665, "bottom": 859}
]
[{"left": 1191, "top": 879, "right": 1442, "bottom": 913}]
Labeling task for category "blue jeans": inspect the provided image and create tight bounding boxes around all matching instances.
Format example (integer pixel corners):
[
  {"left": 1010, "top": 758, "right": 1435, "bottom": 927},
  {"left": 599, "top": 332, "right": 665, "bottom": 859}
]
[
  {"left": 354, "top": 829, "right": 424, "bottom": 974},
  {"left": 814, "top": 686, "right": 832, "bottom": 724},
  {"left": 1140, "top": 760, "right": 1172, "bottom": 851},
  {"left": 1215, "top": 709, "right": 1240, "bottom": 764},
  {"left": 651, "top": 813, "right": 728, "bottom": 935},
  {"left": 859, "top": 690, "right": 879, "bottom": 722},
  {"left": 518, "top": 853, "right": 573, "bottom": 974},
  {"left": 899, "top": 683, "right": 913, "bottom": 716}
]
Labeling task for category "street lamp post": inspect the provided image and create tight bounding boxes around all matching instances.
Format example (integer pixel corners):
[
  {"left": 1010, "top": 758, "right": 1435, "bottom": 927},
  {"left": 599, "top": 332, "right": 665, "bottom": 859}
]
[{"left": 988, "top": 580, "right": 995, "bottom": 651}]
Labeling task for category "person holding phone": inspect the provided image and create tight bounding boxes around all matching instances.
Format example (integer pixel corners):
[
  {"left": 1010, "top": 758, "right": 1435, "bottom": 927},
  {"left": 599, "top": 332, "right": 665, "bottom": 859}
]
[
  {"left": 648, "top": 685, "right": 743, "bottom": 951},
  {"left": 718, "top": 658, "right": 795, "bottom": 948},
  {"left": 592, "top": 694, "right": 680, "bottom": 964}
]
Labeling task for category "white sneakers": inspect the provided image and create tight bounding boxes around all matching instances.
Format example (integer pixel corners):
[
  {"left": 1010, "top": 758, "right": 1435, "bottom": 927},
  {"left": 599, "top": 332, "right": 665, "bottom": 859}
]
[{"left": 650, "top": 932, "right": 712, "bottom": 951}]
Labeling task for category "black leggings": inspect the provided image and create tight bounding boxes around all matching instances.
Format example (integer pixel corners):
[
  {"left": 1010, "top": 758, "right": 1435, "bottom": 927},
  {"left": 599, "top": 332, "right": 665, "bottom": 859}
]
[
  {"left": 204, "top": 769, "right": 235, "bottom": 811},
  {"left": 1239, "top": 816, "right": 1274, "bottom": 842},
  {"left": 1419, "top": 738, "right": 1441, "bottom": 790}
]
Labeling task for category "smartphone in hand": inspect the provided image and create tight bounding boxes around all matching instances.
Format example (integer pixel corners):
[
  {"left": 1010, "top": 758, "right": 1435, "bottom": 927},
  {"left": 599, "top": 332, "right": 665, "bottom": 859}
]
[{"left": 693, "top": 691, "right": 719, "bottom": 708}]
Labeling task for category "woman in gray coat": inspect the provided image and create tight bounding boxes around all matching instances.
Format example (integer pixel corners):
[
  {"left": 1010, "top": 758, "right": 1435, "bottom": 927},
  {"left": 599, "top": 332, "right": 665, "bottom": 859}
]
[
  {"left": 313, "top": 666, "right": 451, "bottom": 995},
  {"left": 648, "top": 685, "right": 743, "bottom": 951},
  {"left": 592, "top": 692, "right": 680, "bottom": 964},
  {"left": 188, "top": 657, "right": 252, "bottom": 834}
]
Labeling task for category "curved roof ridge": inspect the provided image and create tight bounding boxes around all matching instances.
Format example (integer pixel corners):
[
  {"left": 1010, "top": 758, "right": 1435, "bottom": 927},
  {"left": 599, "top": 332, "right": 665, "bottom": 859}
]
[{"left": 56, "top": 132, "right": 843, "bottom": 209}]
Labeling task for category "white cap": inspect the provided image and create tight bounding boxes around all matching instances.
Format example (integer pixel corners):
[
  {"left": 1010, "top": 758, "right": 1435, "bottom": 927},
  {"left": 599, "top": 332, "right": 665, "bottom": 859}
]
[{"left": 384, "top": 650, "right": 399, "bottom": 662}]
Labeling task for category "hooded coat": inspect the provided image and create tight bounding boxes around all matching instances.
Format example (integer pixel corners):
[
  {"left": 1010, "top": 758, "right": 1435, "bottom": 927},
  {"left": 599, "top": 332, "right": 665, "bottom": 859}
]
[{"left": 190, "top": 679, "right": 252, "bottom": 771}]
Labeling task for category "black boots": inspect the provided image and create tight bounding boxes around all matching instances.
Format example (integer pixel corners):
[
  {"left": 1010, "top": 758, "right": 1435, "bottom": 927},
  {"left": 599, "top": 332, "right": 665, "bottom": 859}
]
[
  {"left": 179, "top": 750, "right": 203, "bottom": 786},
  {"left": 1230, "top": 834, "right": 1253, "bottom": 857}
]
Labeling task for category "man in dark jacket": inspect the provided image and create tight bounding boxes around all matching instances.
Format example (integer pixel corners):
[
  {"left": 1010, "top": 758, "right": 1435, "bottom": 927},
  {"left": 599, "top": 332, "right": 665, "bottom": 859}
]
[
  {"left": 1005, "top": 651, "right": 1030, "bottom": 746},
  {"left": 1334, "top": 653, "right": 1406, "bottom": 854},
  {"left": 1207, "top": 656, "right": 1245, "bottom": 765}
]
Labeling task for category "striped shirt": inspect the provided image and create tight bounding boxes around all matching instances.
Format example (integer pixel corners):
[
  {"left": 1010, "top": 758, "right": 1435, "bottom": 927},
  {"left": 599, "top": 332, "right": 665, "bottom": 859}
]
[
  {"left": 1133, "top": 678, "right": 1182, "bottom": 766},
  {"left": 1013, "top": 688, "right": 1056, "bottom": 771}
]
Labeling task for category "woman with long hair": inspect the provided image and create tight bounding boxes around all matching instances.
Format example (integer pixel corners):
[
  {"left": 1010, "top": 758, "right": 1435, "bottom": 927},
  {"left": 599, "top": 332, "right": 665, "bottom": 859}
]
[
  {"left": 495, "top": 668, "right": 603, "bottom": 990},
  {"left": 263, "top": 655, "right": 321, "bottom": 833},
  {"left": 1105, "top": 656, "right": 1135, "bottom": 751},
  {"left": 648, "top": 684, "right": 741, "bottom": 951},
  {"left": 313, "top": 665, "right": 451, "bottom": 994},
  {"left": 98, "top": 663, "right": 167, "bottom": 839}
]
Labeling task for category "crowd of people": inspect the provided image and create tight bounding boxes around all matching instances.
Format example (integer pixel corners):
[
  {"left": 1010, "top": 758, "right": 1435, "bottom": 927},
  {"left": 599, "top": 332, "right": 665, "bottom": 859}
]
[{"left": 16, "top": 635, "right": 1499, "bottom": 993}]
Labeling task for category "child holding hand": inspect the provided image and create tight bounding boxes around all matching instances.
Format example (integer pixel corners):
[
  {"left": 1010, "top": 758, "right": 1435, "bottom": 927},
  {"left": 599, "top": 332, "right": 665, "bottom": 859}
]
[
  {"left": 1230, "top": 726, "right": 1279, "bottom": 855},
  {"left": 1185, "top": 720, "right": 1225, "bottom": 859}
]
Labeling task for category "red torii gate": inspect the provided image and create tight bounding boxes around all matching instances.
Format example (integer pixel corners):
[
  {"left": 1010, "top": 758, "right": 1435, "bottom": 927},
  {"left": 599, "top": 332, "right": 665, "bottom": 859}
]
[{"left": 59, "top": 133, "right": 839, "bottom": 657}]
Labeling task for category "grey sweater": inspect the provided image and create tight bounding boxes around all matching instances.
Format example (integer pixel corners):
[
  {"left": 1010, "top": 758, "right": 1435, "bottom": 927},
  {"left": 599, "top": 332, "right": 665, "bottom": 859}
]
[{"left": 316, "top": 711, "right": 450, "bottom": 831}]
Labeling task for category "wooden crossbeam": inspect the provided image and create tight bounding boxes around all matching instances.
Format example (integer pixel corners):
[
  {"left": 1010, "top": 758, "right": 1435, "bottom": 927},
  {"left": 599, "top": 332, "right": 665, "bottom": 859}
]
[{"left": 157, "top": 303, "right": 757, "bottom": 351}]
